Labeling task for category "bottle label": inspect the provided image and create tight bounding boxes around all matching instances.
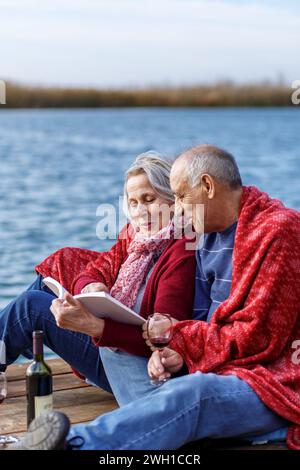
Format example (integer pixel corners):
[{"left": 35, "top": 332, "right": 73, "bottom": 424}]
[{"left": 34, "top": 394, "right": 53, "bottom": 417}]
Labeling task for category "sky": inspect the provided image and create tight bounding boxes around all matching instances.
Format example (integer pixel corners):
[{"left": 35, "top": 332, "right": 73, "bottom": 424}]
[{"left": 0, "top": 0, "right": 299, "bottom": 88}]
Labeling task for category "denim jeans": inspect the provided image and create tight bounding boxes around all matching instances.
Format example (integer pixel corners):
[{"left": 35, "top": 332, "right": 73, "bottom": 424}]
[
  {"left": 99, "top": 347, "right": 153, "bottom": 406},
  {"left": 0, "top": 274, "right": 157, "bottom": 403},
  {"left": 0, "top": 274, "right": 111, "bottom": 392},
  {"left": 0, "top": 274, "right": 289, "bottom": 449},
  {"left": 68, "top": 370, "right": 289, "bottom": 450}
]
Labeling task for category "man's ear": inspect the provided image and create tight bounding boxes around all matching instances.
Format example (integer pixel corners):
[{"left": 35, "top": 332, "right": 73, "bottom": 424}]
[{"left": 201, "top": 174, "right": 215, "bottom": 199}]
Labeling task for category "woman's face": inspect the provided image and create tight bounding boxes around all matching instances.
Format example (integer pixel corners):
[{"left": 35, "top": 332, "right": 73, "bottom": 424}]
[{"left": 126, "top": 173, "right": 173, "bottom": 236}]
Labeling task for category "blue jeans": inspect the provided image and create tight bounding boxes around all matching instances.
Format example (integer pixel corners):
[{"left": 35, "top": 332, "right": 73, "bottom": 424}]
[
  {"left": 0, "top": 274, "right": 113, "bottom": 392},
  {"left": 0, "top": 274, "right": 156, "bottom": 403},
  {"left": 99, "top": 347, "right": 153, "bottom": 406},
  {"left": 68, "top": 371, "right": 289, "bottom": 450},
  {"left": 0, "top": 274, "right": 289, "bottom": 449}
]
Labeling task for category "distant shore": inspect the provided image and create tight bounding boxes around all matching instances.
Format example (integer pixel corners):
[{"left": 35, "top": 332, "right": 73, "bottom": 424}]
[{"left": 0, "top": 81, "right": 296, "bottom": 108}]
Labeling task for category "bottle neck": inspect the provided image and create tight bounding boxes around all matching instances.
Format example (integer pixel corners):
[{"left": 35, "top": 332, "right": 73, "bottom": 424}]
[{"left": 33, "top": 334, "right": 44, "bottom": 362}]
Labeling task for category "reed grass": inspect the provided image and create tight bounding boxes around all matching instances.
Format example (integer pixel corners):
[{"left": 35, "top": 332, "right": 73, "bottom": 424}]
[{"left": 1, "top": 81, "right": 295, "bottom": 108}]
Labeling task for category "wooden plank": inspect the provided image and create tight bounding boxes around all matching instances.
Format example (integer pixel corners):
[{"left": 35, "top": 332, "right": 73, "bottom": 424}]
[
  {"left": 1, "top": 386, "right": 118, "bottom": 435},
  {"left": 7, "top": 373, "right": 89, "bottom": 398},
  {"left": 2, "top": 359, "right": 288, "bottom": 451},
  {"left": 6, "top": 359, "right": 72, "bottom": 382},
  {"left": 210, "top": 442, "right": 288, "bottom": 451},
  {"left": 228, "top": 444, "right": 288, "bottom": 450},
  {"left": 188, "top": 438, "right": 288, "bottom": 451}
]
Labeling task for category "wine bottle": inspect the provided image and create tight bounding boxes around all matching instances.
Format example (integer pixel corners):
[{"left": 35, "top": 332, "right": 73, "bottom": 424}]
[{"left": 26, "top": 330, "right": 53, "bottom": 428}]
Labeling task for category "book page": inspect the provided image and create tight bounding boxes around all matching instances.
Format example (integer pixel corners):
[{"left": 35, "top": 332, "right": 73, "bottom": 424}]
[{"left": 42, "top": 277, "right": 68, "bottom": 299}]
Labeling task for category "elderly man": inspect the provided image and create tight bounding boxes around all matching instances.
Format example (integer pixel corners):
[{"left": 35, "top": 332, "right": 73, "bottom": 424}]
[{"left": 12, "top": 145, "right": 300, "bottom": 451}]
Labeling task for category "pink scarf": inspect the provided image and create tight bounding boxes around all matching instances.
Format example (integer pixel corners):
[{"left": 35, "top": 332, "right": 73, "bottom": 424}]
[{"left": 110, "top": 222, "right": 174, "bottom": 308}]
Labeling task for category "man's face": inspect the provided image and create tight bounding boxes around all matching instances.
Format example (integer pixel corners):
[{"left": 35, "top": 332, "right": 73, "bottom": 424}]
[{"left": 170, "top": 160, "right": 205, "bottom": 234}]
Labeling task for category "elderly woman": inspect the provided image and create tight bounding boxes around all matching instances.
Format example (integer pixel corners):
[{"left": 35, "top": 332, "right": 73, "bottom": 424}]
[{"left": 0, "top": 152, "right": 195, "bottom": 406}]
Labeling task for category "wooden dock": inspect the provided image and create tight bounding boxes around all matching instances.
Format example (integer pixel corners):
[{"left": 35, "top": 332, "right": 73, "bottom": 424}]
[
  {"left": 1, "top": 358, "right": 118, "bottom": 441},
  {"left": 1, "top": 358, "right": 287, "bottom": 450}
]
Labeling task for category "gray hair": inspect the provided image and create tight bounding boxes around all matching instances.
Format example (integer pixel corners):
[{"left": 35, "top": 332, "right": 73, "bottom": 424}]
[
  {"left": 124, "top": 151, "right": 174, "bottom": 208},
  {"left": 184, "top": 144, "right": 242, "bottom": 189}
]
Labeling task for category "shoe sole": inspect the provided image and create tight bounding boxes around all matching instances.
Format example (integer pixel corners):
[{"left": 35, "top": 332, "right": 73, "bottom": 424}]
[{"left": 11, "top": 412, "right": 70, "bottom": 450}]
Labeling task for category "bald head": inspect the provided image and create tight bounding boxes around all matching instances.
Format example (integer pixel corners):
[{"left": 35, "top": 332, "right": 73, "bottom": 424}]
[
  {"left": 170, "top": 144, "right": 243, "bottom": 234},
  {"left": 172, "top": 144, "right": 242, "bottom": 190}
]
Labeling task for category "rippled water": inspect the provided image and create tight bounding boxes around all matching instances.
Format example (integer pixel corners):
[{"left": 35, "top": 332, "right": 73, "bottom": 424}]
[{"left": 0, "top": 108, "right": 299, "bottom": 360}]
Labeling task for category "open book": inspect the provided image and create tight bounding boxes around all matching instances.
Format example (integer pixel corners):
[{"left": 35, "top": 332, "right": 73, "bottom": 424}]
[{"left": 43, "top": 277, "right": 145, "bottom": 326}]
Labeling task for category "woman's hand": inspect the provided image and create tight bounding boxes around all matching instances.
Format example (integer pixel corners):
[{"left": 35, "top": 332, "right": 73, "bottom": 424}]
[
  {"left": 81, "top": 282, "right": 109, "bottom": 294},
  {"left": 50, "top": 292, "right": 105, "bottom": 338},
  {"left": 148, "top": 348, "right": 184, "bottom": 381},
  {"left": 142, "top": 315, "right": 179, "bottom": 351}
]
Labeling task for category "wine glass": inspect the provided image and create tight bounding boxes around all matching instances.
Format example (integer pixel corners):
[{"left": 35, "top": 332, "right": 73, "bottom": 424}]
[
  {"left": 0, "top": 372, "right": 19, "bottom": 447},
  {"left": 146, "top": 313, "right": 173, "bottom": 386}
]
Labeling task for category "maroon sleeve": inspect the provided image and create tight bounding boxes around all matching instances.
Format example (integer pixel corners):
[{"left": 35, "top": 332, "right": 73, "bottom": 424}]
[
  {"left": 73, "top": 276, "right": 100, "bottom": 295},
  {"left": 93, "top": 319, "right": 150, "bottom": 357},
  {"left": 152, "top": 249, "right": 196, "bottom": 321},
  {"left": 93, "top": 240, "right": 196, "bottom": 356}
]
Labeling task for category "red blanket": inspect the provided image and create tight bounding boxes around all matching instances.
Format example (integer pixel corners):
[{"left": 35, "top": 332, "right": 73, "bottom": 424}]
[
  {"left": 35, "top": 224, "right": 134, "bottom": 294},
  {"left": 170, "top": 185, "right": 300, "bottom": 450}
]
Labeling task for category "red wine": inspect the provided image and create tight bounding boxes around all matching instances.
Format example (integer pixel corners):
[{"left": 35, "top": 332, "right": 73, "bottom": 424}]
[
  {"left": 150, "top": 337, "right": 170, "bottom": 349},
  {"left": 0, "top": 394, "right": 5, "bottom": 404},
  {"left": 26, "top": 331, "right": 53, "bottom": 428}
]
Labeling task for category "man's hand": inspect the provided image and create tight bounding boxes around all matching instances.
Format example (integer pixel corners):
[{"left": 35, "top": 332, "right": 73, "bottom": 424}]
[
  {"left": 148, "top": 348, "right": 184, "bottom": 381},
  {"left": 81, "top": 282, "right": 109, "bottom": 294},
  {"left": 50, "top": 292, "right": 105, "bottom": 338},
  {"left": 142, "top": 315, "right": 179, "bottom": 351}
]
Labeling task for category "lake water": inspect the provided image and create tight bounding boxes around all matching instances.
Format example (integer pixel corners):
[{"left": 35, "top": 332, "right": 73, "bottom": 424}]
[{"left": 0, "top": 107, "right": 299, "bottom": 361}]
